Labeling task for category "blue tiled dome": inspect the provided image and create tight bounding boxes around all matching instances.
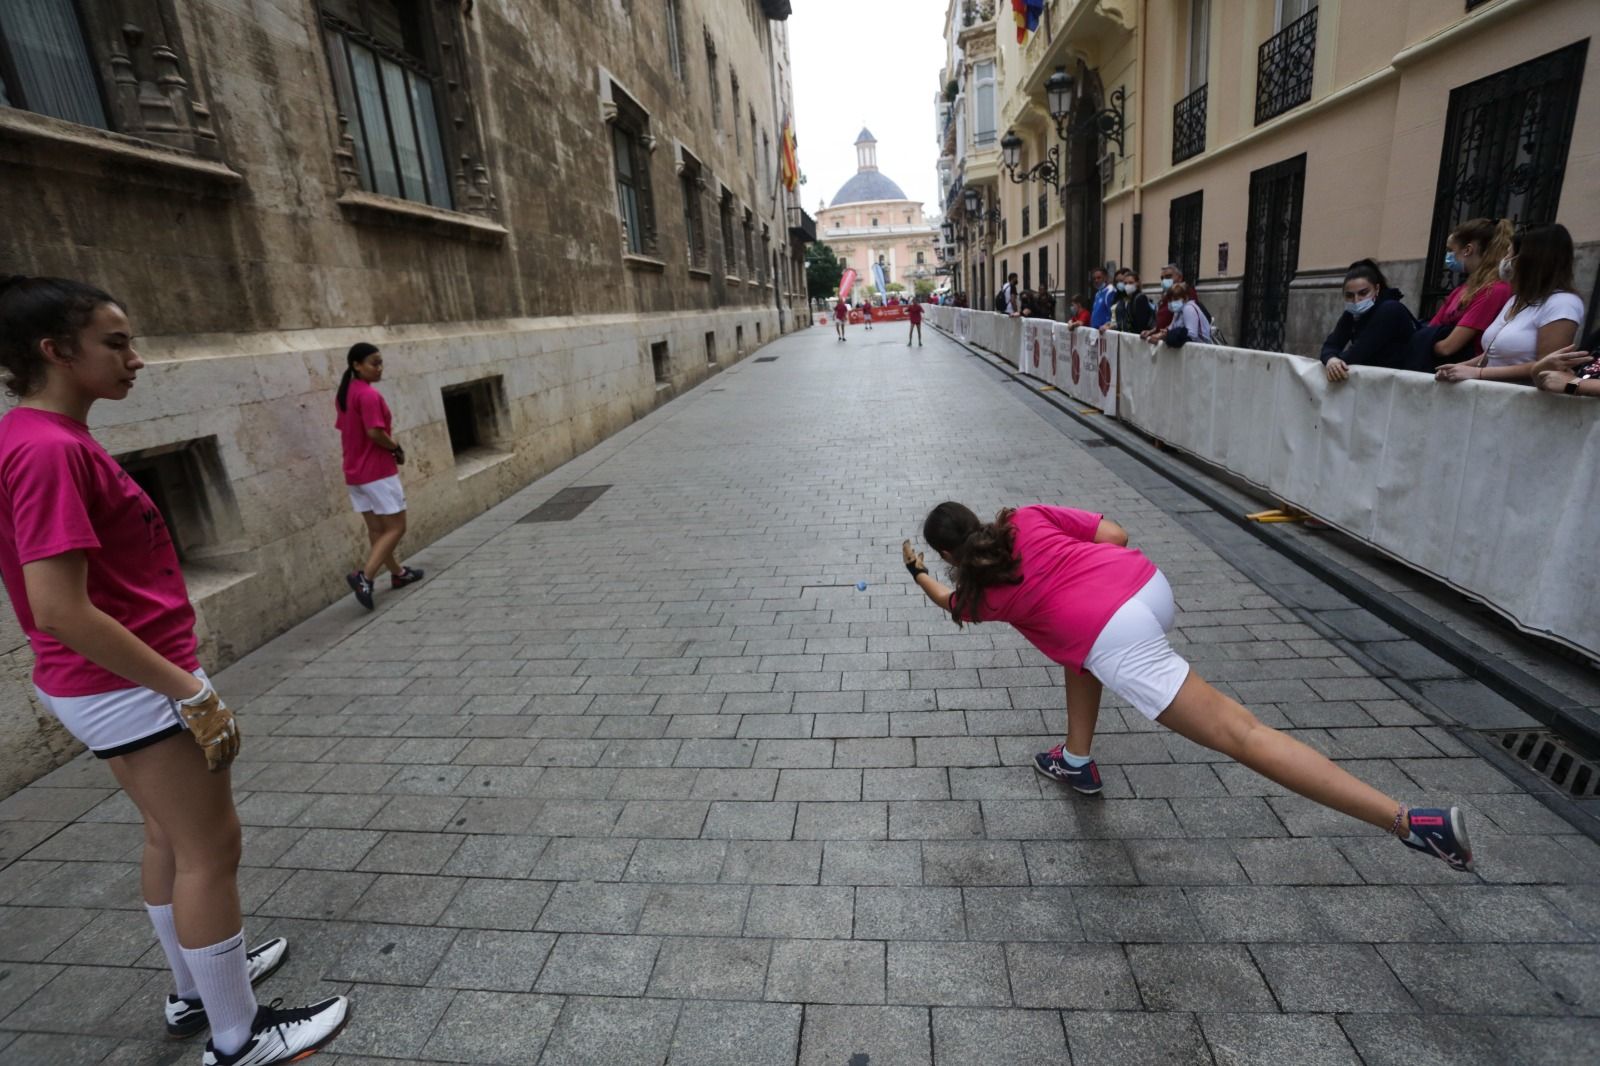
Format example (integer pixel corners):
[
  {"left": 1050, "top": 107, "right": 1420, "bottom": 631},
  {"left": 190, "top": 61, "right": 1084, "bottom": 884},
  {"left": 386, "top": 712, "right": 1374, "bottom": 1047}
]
[{"left": 830, "top": 171, "right": 909, "bottom": 206}]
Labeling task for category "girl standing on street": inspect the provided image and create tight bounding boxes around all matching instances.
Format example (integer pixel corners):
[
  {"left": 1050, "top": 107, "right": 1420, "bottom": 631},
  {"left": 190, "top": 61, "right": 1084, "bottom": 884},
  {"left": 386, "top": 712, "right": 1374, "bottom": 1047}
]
[
  {"left": 0, "top": 276, "right": 348, "bottom": 1064},
  {"left": 904, "top": 501, "right": 1474, "bottom": 871},
  {"left": 336, "top": 342, "right": 422, "bottom": 611}
]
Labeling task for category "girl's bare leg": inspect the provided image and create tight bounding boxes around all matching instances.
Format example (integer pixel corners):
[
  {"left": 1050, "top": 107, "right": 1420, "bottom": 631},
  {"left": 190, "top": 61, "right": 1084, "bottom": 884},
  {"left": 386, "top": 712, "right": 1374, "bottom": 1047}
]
[
  {"left": 1156, "top": 670, "right": 1403, "bottom": 835},
  {"left": 362, "top": 512, "right": 407, "bottom": 583},
  {"left": 108, "top": 734, "right": 243, "bottom": 946},
  {"left": 1064, "top": 669, "right": 1103, "bottom": 757},
  {"left": 361, "top": 512, "right": 405, "bottom": 577}
]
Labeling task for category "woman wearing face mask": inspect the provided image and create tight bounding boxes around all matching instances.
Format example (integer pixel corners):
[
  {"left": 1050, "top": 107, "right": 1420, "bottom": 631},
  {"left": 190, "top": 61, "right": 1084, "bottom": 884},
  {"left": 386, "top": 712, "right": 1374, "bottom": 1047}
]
[
  {"left": 1146, "top": 281, "right": 1211, "bottom": 348},
  {"left": 1419, "top": 218, "right": 1513, "bottom": 364},
  {"left": 1320, "top": 260, "right": 1420, "bottom": 382},
  {"left": 1101, "top": 270, "right": 1155, "bottom": 334},
  {"left": 1436, "top": 224, "right": 1583, "bottom": 385}
]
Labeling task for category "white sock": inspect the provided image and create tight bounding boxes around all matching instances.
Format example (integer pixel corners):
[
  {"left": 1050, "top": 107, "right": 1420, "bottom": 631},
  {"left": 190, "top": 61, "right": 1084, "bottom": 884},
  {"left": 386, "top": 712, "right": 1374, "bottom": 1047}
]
[
  {"left": 181, "top": 932, "right": 257, "bottom": 1055},
  {"left": 1060, "top": 749, "right": 1092, "bottom": 768},
  {"left": 144, "top": 903, "right": 198, "bottom": 999}
]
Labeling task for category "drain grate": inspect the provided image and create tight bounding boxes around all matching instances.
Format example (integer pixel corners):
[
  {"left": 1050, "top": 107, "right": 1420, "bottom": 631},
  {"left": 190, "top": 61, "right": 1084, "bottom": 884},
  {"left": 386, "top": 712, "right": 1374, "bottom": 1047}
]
[
  {"left": 755, "top": 356, "right": 779, "bottom": 363},
  {"left": 1485, "top": 729, "right": 1600, "bottom": 798},
  {"left": 518, "top": 484, "right": 611, "bottom": 523}
]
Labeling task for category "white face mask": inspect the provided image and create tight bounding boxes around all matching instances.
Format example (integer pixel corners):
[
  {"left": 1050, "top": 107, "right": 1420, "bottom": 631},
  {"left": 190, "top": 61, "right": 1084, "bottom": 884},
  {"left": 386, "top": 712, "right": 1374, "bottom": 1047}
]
[
  {"left": 1349, "top": 296, "right": 1376, "bottom": 315},
  {"left": 1498, "top": 256, "right": 1514, "bottom": 281},
  {"left": 1161, "top": 277, "right": 1174, "bottom": 290},
  {"left": 1121, "top": 282, "right": 1138, "bottom": 295},
  {"left": 1168, "top": 300, "right": 1184, "bottom": 312}
]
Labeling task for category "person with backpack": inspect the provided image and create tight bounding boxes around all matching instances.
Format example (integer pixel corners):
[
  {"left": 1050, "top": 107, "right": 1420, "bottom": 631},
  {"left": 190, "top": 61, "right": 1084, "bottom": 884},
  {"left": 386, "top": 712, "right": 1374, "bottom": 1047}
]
[
  {"left": 997, "top": 273, "right": 1021, "bottom": 316},
  {"left": 1146, "top": 281, "right": 1212, "bottom": 348},
  {"left": 1320, "top": 260, "right": 1422, "bottom": 381}
]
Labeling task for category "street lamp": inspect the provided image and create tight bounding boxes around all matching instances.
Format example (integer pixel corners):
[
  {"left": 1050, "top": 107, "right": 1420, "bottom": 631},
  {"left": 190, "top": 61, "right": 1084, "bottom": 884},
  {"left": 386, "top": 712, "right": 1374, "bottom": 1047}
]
[
  {"left": 1044, "top": 65, "right": 1126, "bottom": 156},
  {"left": 1000, "top": 128, "right": 1060, "bottom": 189},
  {"left": 962, "top": 186, "right": 981, "bottom": 216},
  {"left": 940, "top": 220, "right": 954, "bottom": 247}
]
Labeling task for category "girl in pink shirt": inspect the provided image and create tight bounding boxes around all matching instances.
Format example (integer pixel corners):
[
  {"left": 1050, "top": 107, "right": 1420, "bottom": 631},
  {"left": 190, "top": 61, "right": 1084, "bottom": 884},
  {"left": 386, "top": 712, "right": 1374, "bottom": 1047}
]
[
  {"left": 0, "top": 277, "right": 347, "bottom": 1064},
  {"left": 905, "top": 501, "right": 1473, "bottom": 872},
  {"left": 335, "top": 342, "right": 422, "bottom": 611}
]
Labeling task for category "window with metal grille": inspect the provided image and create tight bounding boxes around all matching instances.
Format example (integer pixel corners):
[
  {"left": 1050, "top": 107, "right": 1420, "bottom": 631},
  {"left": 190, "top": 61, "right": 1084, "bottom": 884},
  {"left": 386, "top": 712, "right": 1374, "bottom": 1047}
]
[
  {"left": 1419, "top": 41, "right": 1587, "bottom": 317},
  {"left": 1173, "top": 84, "right": 1207, "bottom": 164},
  {"left": 321, "top": 3, "right": 453, "bottom": 208},
  {"left": 1167, "top": 191, "right": 1203, "bottom": 289},
  {"left": 731, "top": 74, "right": 741, "bottom": 154},
  {"left": 743, "top": 209, "right": 755, "bottom": 278},
  {"left": 1022, "top": 253, "right": 1031, "bottom": 292},
  {"left": 1255, "top": 4, "right": 1316, "bottom": 126},
  {"left": 610, "top": 93, "right": 657, "bottom": 255},
  {"left": 1039, "top": 248, "right": 1049, "bottom": 292},
  {"left": 705, "top": 36, "right": 720, "bottom": 127},
  {"left": 720, "top": 188, "right": 737, "bottom": 274},
  {"left": 1240, "top": 154, "right": 1305, "bottom": 352},
  {"left": 0, "top": 0, "right": 105, "bottom": 129},
  {"left": 1038, "top": 191, "right": 1048, "bottom": 229}
]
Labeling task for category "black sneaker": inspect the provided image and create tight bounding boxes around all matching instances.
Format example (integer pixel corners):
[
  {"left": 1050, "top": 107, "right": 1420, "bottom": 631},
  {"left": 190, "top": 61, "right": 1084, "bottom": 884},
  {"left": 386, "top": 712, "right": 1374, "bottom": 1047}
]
[
  {"left": 1402, "top": 806, "right": 1474, "bottom": 871},
  {"left": 346, "top": 570, "right": 374, "bottom": 610},
  {"left": 389, "top": 566, "right": 424, "bottom": 590},
  {"left": 202, "top": 996, "right": 349, "bottom": 1065},
  {"left": 165, "top": 937, "right": 289, "bottom": 1039}
]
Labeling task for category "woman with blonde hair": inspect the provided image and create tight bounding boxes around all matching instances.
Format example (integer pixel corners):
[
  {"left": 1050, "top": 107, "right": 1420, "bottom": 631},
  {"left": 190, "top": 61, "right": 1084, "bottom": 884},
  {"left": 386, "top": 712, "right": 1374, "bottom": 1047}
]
[{"left": 1425, "top": 217, "right": 1514, "bottom": 363}]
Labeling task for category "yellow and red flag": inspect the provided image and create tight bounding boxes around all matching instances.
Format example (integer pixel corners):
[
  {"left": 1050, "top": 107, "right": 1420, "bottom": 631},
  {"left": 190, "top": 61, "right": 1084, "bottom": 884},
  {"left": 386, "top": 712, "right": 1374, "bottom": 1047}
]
[
  {"left": 780, "top": 113, "right": 800, "bottom": 192},
  {"left": 1013, "top": 0, "right": 1044, "bottom": 43}
]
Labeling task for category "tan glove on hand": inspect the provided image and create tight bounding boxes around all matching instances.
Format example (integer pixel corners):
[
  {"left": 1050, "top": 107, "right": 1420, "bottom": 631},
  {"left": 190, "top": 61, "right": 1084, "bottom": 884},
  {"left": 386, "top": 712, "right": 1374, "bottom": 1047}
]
[
  {"left": 177, "top": 682, "right": 241, "bottom": 772},
  {"left": 902, "top": 540, "right": 928, "bottom": 577}
]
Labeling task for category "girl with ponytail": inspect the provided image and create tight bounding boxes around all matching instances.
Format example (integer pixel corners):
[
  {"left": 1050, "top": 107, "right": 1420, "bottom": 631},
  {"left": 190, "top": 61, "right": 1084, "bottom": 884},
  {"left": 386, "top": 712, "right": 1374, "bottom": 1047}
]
[
  {"left": 905, "top": 500, "right": 1475, "bottom": 872},
  {"left": 1426, "top": 217, "right": 1514, "bottom": 362},
  {"left": 0, "top": 277, "right": 348, "bottom": 1063},
  {"left": 335, "top": 341, "right": 422, "bottom": 611}
]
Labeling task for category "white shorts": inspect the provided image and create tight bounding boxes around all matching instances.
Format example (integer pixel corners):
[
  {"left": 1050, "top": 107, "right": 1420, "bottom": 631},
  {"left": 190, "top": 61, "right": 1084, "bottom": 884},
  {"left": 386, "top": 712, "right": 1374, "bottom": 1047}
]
[
  {"left": 1083, "top": 570, "right": 1191, "bottom": 720},
  {"left": 348, "top": 474, "right": 407, "bottom": 516},
  {"left": 36, "top": 669, "right": 209, "bottom": 759}
]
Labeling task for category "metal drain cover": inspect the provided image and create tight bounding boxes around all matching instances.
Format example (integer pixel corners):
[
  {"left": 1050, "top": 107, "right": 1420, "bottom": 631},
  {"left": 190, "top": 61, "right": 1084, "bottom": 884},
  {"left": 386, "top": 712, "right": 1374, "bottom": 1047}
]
[
  {"left": 1484, "top": 729, "right": 1600, "bottom": 798},
  {"left": 518, "top": 484, "right": 611, "bottom": 523}
]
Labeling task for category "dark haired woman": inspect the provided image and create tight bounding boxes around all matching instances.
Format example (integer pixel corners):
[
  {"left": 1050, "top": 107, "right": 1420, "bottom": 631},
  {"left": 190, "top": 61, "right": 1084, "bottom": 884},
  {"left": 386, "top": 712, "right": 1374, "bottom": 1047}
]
[
  {"left": 1437, "top": 224, "right": 1584, "bottom": 385},
  {"left": 336, "top": 342, "right": 422, "bottom": 611},
  {"left": 0, "top": 277, "right": 348, "bottom": 1063},
  {"left": 1319, "top": 260, "right": 1420, "bottom": 381},
  {"left": 903, "top": 502, "right": 1474, "bottom": 871}
]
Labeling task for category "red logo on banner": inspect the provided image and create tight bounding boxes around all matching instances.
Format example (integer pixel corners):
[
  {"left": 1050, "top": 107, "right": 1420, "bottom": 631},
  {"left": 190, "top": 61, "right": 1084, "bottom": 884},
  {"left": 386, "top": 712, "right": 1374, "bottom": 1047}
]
[
  {"left": 1032, "top": 338, "right": 1040, "bottom": 368},
  {"left": 1071, "top": 348, "right": 1081, "bottom": 384},
  {"left": 1098, "top": 355, "right": 1112, "bottom": 395},
  {"left": 1050, "top": 340, "right": 1058, "bottom": 376}
]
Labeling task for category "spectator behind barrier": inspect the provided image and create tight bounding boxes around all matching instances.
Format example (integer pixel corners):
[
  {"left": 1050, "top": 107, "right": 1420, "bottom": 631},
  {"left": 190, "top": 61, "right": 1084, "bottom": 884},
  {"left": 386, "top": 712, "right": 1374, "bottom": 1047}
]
[
  {"left": 1148, "top": 282, "right": 1211, "bottom": 348},
  {"left": 1066, "top": 294, "right": 1092, "bottom": 326},
  {"left": 1147, "top": 262, "right": 1186, "bottom": 336},
  {"left": 1437, "top": 223, "right": 1583, "bottom": 386},
  {"left": 1414, "top": 218, "right": 1514, "bottom": 366},
  {"left": 1102, "top": 269, "right": 1155, "bottom": 335},
  {"left": 1320, "top": 259, "right": 1422, "bottom": 383},
  {"left": 1532, "top": 344, "right": 1600, "bottom": 398}
]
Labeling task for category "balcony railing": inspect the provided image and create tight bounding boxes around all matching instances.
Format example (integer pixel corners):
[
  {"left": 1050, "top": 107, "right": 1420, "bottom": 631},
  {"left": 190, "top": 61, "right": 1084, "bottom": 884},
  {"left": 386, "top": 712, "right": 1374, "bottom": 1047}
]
[
  {"left": 974, "top": 128, "right": 997, "bottom": 149},
  {"left": 787, "top": 208, "right": 816, "bottom": 243},
  {"left": 1173, "top": 83, "right": 1207, "bottom": 164},
  {"left": 1255, "top": 8, "right": 1316, "bottom": 126}
]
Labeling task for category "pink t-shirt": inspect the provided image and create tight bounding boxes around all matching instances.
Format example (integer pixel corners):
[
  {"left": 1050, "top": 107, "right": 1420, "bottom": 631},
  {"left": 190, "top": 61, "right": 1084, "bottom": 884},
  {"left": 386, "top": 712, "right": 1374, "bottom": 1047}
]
[
  {"left": 336, "top": 379, "right": 398, "bottom": 487},
  {"left": 1430, "top": 282, "right": 1512, "bottom": 356},
  {"left": 0, "top": 408, "right": 199, "bottom": 696},
  {"left": 950, "top": 505, "right": 1159, "bottom": 672}
]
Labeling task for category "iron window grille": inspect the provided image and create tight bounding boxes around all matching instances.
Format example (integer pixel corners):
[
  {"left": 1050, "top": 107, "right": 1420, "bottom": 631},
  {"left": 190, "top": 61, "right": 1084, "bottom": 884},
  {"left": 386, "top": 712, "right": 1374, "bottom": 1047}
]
[
  {"left": 731, "top": 74, "right": 741, "bottom": 153},
  {"left": 1240, "top": 154, "right": 1306, "bottom": 352},
  {"left": 742, "top": 209, "right": 755, "bottom": 278},
  {"left": 666, "top": 0, "right": 685, "bottom": 81},
  {"left": 1420, "top": 40, "right": 1587, "bottom": 317},
  {"left": 1254, "top": 7, "right": 1316, "bottom": 126},
  {"left": 705, "top": 35, "right": 720, "bottom": 127},
  {"left": 679, "top": 157, "right": 707, "bottom": 269},
  {"left": 1173, "top": 83, "right": 1207, "bottom": 164},
  {"left": 1168, "top": 190, "right": 1203, "bottom": 290},
  {"left": 322, "top": 12, "right": 453, "bottom": 208},
  {"left": 719, "top": 189, "right": 737, "bottom": 274}
]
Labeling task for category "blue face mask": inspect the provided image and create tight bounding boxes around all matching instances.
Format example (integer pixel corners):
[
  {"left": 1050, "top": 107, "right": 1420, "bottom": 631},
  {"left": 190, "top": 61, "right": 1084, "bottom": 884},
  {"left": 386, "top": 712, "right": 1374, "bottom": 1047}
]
[
  {"left": 1168, "top": 300, "right": 1184, "bottom": 312},
  {"left": 1350, "top": 297, "right": 1376, "bottom": 316},
  {"left": 1444, "top": 251, "right": 1462, "bottom": 273}
]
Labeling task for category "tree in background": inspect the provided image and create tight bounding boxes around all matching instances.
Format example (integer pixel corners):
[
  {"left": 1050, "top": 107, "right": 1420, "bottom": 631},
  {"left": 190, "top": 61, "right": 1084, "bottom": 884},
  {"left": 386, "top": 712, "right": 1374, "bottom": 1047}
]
[
  {"left": 806, "top": 242, "right": 844, "bottom": 301},
  {"left": 886, "top": 282, "right": 906, "bottom": 293},
  {"left": 913, "top": 279, "right": 935, "bottom": 297}
]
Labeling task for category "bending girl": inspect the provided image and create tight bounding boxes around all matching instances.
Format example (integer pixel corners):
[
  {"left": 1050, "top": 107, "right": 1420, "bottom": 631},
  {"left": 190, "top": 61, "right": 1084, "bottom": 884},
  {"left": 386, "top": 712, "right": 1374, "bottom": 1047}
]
[{"left": 904, "top": 501, "right": 1472, "bottom": 871}]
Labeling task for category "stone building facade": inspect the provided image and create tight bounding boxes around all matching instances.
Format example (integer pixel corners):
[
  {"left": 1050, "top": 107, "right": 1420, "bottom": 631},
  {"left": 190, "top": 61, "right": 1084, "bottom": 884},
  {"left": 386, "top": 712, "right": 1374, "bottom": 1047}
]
[
  {"left": 814, "top": 130, "right": 940, "bottom": 297},
  {"left": 938, "top": 0, "right": 1598, "bottom": 353},
  {"left": 0, "top": 0, "right": 806, "bottom": 793}
]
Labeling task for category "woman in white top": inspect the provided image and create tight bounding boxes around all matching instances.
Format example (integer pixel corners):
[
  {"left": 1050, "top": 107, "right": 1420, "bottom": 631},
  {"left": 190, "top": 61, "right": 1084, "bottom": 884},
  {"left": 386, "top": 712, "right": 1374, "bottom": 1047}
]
[{"left": 1436, "top": 224, "right": 1583, "bottom": 385}]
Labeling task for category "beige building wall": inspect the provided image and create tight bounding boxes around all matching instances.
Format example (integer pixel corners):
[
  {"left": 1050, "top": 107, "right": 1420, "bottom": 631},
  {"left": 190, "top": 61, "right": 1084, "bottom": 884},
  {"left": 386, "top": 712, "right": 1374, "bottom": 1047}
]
[{"left": 815, "top": 199, "right": 939, "bottom": 293}]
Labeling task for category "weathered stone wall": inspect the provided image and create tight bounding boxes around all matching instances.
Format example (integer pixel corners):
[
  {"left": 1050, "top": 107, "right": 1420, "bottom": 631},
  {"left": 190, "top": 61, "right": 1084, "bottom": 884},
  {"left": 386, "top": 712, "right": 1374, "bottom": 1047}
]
[{"left": 0, "top": 0, "right": 804, "bottom": 793}]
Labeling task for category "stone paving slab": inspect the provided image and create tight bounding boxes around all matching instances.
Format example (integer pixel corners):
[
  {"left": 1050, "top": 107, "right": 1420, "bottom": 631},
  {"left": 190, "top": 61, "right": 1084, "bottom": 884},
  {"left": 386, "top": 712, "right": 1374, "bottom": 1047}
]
[{"left": 1, "top": 322, "right": 1597, "bottom": 1063}]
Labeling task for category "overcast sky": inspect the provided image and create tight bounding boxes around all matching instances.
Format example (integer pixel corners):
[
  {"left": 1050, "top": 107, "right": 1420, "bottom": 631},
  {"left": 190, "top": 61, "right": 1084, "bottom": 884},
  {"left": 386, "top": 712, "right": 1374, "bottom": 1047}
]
[{"left": 787, "top": 2, "right": 946, "bottom": 218}]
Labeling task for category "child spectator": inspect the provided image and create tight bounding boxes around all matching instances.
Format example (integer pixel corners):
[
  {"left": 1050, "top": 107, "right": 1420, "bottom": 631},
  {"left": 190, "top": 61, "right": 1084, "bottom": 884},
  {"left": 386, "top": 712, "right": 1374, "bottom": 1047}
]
[
  {"left": 1320, "top": 260, "right": 1421, "bottom": 382},
  {"left": 1067, "top": 295, "right": 1092, "bottom": 326},
  {"left": 1437, "top": 224, "right": 1583, "bottom": 385}
]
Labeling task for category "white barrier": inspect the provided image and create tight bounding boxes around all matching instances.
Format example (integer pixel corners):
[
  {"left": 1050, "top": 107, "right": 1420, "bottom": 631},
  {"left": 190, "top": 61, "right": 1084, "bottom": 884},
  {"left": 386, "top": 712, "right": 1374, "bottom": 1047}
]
[{"left": 1116, "top": 336, "right": 1600, "bottom": 655}]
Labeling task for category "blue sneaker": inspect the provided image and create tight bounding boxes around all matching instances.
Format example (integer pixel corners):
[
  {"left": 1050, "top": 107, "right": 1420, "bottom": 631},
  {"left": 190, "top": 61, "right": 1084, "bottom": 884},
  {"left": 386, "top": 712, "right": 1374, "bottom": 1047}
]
[
  {"left": 1402, "top": 806, "right": 1473, "bottom": 871},
  {"left": 1033, "top": 744, "right": 1102, "bottom": 794}
]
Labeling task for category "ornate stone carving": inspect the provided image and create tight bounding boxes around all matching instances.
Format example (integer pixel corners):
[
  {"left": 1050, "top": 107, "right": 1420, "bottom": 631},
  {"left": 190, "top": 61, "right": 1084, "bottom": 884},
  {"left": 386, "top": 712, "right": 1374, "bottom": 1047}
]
[{"left": 92, "top": 3, "right": 220, "bottom": 158}]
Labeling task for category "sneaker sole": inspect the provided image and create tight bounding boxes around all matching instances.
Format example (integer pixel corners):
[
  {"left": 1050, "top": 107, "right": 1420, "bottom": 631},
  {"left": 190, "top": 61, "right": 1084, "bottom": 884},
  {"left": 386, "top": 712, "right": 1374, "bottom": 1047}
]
[
  {"left": 166, "top": 940, "right": 291, "bottom": 1039},
  {"left": 1449, "top": 806, "right": 1474, "bottom": 870},
  {"left": 1032, "top": 759, "right": 1103, "bottom": 795}
]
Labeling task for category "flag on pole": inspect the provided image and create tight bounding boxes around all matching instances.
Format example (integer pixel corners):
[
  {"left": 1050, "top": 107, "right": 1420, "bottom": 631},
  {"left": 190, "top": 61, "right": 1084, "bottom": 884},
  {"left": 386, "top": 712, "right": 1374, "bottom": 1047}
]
[
  {"left": 780, "top": 113, "right": 800, "bottom": 192},
  {"left": 1014, "top": 0, "right": 1045, "bottom": 43}
]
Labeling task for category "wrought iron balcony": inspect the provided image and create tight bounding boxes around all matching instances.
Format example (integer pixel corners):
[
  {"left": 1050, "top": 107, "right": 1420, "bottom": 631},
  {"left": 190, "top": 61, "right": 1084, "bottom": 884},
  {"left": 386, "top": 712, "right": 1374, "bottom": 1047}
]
[
  {"left": 787, "top": 207, "right": 816, "bottom": 242},
  {"left": 1172, "top": 83, "right": 1207, "bottom": 164},
  {"left": 1255, "top": 8, "right": 1316, "bottom": 126}
]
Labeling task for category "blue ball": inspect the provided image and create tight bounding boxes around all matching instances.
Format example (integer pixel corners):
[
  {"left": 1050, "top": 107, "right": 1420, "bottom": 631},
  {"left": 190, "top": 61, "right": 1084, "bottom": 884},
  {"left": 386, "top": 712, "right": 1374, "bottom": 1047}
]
[{"left": 856, "top": 580, "right": 868, "bottom": 591}]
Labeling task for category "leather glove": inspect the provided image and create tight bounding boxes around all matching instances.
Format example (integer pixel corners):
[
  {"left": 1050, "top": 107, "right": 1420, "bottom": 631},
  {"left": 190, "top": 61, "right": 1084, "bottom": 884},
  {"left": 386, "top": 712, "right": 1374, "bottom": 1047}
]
[
  {"left": 902, "top": 540, "right": 929, "bottom": 578},
  {"left": 177, "top": 681, "right": 241, "bottom": 772}
]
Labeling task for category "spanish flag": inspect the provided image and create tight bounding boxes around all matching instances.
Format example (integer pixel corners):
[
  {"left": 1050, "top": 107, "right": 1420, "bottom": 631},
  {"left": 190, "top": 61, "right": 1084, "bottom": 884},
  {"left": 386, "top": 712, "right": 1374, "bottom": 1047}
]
[
  {"left": 780, "top": 113, "right": 800, "bottom": 192},
  {"left": 1013, "top": 0, "right": 1044, "bottom": 43}
]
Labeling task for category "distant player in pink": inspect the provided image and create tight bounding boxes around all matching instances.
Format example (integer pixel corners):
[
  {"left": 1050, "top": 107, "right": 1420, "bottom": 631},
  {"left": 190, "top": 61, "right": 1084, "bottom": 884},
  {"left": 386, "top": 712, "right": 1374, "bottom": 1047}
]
[
  {"left": 904, "top": 501, "right": 1474, "bottom": 872},
  {"left": 0, "top": 276, "right": 347, "bottom": 1064},
  {"left": 906, "top": 299, "right": 924, "bottom": 347},
  {"left": 335, "top": 342, "right": 422, "bottom": 611}
]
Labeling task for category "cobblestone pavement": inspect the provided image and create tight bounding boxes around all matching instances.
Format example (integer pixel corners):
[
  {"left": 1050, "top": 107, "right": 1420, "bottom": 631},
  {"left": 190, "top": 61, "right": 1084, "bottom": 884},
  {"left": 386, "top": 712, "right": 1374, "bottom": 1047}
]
[{"left": 2, "top": 320, "right": 1598, "bottom": 1065}]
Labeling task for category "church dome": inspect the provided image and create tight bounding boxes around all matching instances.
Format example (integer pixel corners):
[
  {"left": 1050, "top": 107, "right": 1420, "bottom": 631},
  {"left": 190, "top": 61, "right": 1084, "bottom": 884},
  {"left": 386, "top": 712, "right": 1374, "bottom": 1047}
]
[{"left": 830, "top": 171, "right": 909, "bottom": 206}]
